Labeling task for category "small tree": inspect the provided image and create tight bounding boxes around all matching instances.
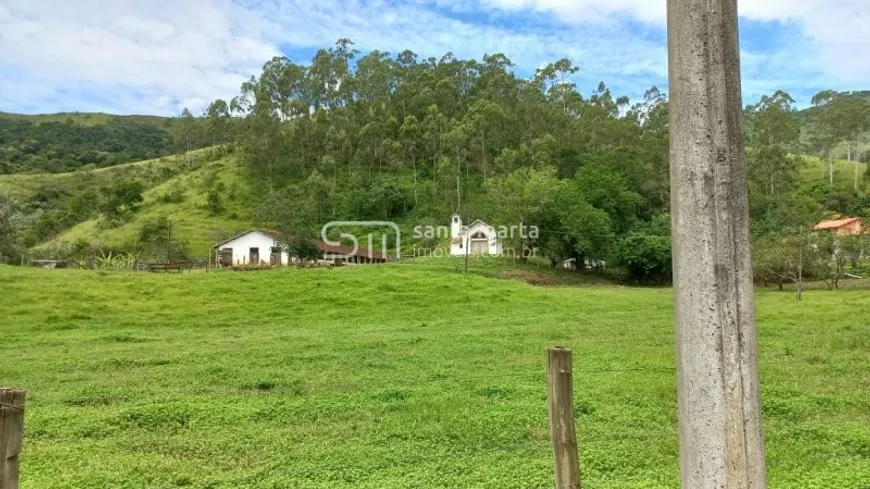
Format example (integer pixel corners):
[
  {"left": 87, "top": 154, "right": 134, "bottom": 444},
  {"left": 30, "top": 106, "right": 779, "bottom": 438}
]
[
  {"left": 206, "top": 188, "right": 223, "bottom": 215},
  {"left": 616, "top": 232, "right": 672, "bottom": 284},
  {"left": 287, "top": 237, "right": 320, "bottom": 262},
  {"left": 137, "top": 216, "right": 187, "bottom": 262},
  {"left": 809, "top": 232, "right": 867, "bottom": 289},
  {"left": 101, "top": 180, "right": 144, "bottom": 222},
  {"left": 752, "top": 231, "right": 810, "bottom": 298},
  {"left": 0, "top": 195, "right": 30, "bottom": 263}
]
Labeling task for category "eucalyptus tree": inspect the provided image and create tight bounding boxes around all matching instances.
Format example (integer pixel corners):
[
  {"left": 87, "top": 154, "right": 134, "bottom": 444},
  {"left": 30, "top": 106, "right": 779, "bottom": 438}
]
[{"left": 743, "top": 91, "right": 802, "bottom": 212}]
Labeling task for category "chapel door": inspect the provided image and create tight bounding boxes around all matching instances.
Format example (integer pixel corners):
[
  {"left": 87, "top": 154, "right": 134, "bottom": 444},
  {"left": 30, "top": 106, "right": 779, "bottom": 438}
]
[{"left": 471, "top": 231, "right": 489, "bottom": 255}]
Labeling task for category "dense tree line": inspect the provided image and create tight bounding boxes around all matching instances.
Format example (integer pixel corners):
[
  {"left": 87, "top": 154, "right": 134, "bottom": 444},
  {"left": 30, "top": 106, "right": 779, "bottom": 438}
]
[
  {"left": 197, "top": 40, "right": 673, "bottom": 280},
  {"left": 198, "top": 39, "right": 867, "bottom": 282},
  {"left": 0, "top": 116, "right": 178, "bottom": 174},
  {"left": 3, "top": 40, "right": 869, "bottom": 284}
]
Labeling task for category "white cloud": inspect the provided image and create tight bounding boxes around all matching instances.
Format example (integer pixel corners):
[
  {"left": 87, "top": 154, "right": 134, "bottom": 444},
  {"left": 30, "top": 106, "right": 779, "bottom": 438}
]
[
  {"left": 0, "top": 0, "right": 278, "bottom": 114},
  {"left": 480, "top": 0, "right": 870, "bottom": 82},
  {"left": 0, "top": 0, "right": 866, "bottom": 115},
  {"left": 251, "top": 0, "right": 668, "bottom": 83},
  {"left": 479, "top": 0, "right": 665, "bottom": 23}
]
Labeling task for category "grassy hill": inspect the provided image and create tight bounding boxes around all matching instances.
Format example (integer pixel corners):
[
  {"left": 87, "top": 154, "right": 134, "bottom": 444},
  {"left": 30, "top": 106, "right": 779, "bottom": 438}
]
[
  {"left": 0, "top": 152, "right": 189, "bottom": 200},
  {"left": 799, "top": 155, "right": 868, "bottom": 188},
  {"left": 39, "top": 154, "right": 256, "bottom": 256},
  {"left": 1, "top": 261, "right": 867, "bottom": 488}
]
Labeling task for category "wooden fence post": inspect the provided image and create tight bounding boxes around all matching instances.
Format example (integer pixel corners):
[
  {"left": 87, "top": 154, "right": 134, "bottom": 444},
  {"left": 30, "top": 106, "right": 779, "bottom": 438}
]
[
  {"left": 0, "top": 389, "right": 25, "bottom": 489},
  {"left": 547, "top": 347, "right": 581, "bottom": 489}
]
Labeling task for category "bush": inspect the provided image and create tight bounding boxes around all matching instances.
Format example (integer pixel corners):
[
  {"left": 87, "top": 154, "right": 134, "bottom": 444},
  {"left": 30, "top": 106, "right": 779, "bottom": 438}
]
[
  {"left": 206, "top": 189, "right": 223, "bottom": 215},
  {"left": 616, "top": 232, "right": 672, "bottom": 284},
  {"left": 287, "top": 237, "right": 320, "bottom": 260},
  {"left": 100, "top": 180, "right": 144, "bottom": 219},
  {"left": 137, "top": 216, "right": 188, "bottom": 261},
  {"left": 200, "top": 170, "right": 219, "bottom": 189},
  {"left": 157, "top": 185, "right": 185, "bottom": 204}
]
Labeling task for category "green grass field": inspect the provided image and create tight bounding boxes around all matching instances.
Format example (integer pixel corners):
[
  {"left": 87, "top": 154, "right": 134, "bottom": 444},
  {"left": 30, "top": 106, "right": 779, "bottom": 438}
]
[{"left": 1, "top": 259, "right": 867, "bottom": 489}]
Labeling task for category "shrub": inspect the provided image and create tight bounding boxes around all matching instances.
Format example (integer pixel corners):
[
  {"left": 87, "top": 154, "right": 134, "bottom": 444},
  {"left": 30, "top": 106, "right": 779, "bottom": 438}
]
[
  {"left": 616, "top": 232, "right": 672, "bottom": 284},
  {"left": 100, "top": 180, "right": 144, "bottom": 219},
  {"left": 206, "top": 189, "right": 223, "bottom": 215},
  {"left": 157, "top": 185, "right": 185, "bottom": 204},
  {"left": 287, "top": 237, "right": 320, "bottom": 260},
  {"left": 136, "top": 216, "right": 188, "bottom": 261}
]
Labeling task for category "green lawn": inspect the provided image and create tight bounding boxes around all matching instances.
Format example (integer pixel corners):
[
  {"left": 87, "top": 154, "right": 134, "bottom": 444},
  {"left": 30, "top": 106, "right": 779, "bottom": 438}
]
[{"left": 0, "top": 259, "right": 868, "bottom": 489}]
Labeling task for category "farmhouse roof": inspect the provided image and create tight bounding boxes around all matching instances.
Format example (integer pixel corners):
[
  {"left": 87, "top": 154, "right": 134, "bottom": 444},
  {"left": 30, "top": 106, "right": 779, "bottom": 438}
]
[
  {"left": 812, "top": 217, "right": 862, "bottom": 231},
  {"left": 212, "top": 228, "right": 284, "bottom": 248}
]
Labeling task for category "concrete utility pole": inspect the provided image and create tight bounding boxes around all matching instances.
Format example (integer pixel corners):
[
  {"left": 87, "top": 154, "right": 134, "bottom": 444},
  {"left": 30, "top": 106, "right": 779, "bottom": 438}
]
[{"left": 667, "top": 1, "right": 768, "bottom": 488}]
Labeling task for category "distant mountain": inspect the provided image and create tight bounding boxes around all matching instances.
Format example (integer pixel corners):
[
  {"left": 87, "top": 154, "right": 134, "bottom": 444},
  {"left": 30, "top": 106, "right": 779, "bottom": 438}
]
[
  {"left": 0, "top": 111, "right": 175, "bottom": 174},
  {"left": 795, "top": 91, "right": 870, "bottom": 160},
  {"left": 797, "top": 90, "right": 870, "bottom": 117},
  {"left": 0, "top": 111, "right": 170, "bottom": 127}
]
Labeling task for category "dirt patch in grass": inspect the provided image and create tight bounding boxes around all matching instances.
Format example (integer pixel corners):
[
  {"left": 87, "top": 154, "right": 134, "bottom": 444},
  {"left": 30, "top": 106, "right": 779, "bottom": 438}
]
[{"left": 498, "top": 268, "right": 615, "bottom": 286}]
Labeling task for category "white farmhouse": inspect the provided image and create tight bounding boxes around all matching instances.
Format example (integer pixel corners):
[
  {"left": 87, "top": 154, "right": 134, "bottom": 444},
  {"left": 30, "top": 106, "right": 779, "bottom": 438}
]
[
  {"left": 449, "top": 215, "right": 502, "bottom": 256},
  {"left": 213, "top": 229, "right": 290, "bottom": 266},
  {"left": 213, "top": 229, "right": 389, "bottom": 267}
]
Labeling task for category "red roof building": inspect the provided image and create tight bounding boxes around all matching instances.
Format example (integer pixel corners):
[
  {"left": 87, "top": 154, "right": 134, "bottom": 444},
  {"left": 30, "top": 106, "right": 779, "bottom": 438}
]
[{"left": 812, "top": 217, "right": 863, "bottom": 236}]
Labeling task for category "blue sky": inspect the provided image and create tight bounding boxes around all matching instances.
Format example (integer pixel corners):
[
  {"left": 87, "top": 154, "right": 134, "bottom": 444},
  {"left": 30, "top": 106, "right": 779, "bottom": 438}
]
[{"left": 1, "top": 0, "right": 868, "bottom": 116}]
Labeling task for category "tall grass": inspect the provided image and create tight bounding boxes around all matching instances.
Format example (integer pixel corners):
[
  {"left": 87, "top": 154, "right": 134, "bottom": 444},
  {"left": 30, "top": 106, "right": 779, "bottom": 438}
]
[{"left": 1, "top": 260, "right": 867, "bottom": 488}]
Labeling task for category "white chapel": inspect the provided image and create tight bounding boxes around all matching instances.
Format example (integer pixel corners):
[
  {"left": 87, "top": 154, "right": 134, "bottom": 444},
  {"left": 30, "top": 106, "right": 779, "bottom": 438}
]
[{"left": 449, "top": 215, "right": 502, "bottom": 256}]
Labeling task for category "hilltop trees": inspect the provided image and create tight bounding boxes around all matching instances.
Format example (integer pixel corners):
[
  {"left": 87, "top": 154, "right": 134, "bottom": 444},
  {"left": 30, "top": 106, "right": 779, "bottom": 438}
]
[
  {"left": 743, "top": 92, "right": 808, "bottom": 231},
  {"left": 7, "top": 39, "right": 868, "bottom": 282},
  {"left": 212, "top": 40, "right": 679, "bottom": 268},
  {"left": 0, "top": 117, "right": 174, "bottom": 173},
  {"left": 187, "top": 39, "right": 868, "bottom": 277},
  {"left": 808, "top": 91, "right": 870, "bottom": 189}
]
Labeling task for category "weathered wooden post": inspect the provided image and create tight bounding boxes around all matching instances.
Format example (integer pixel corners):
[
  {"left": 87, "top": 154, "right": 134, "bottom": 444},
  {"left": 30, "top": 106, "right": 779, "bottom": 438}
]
[
  {"left": 667, "top": 0, "right": 768, "bottom": 487},
  {"left": 547, "top": 347, "right": 581, "bottom": 489},
  {"left": 0, "top": 389, "right": 25, "bottom": 489}
]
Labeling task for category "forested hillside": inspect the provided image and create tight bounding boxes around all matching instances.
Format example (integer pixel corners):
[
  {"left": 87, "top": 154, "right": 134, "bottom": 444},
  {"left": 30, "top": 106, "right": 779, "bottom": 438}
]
[
  {"left": 189, "top": 40, "right": 868, "bottom": 279},
  {"left": 797, "top": 90, "right": 870, "bottom": 160},
  {"left": 193, "top": 43, "right": 675, "bottom": 277},
  {"left": 3, "top": 40, "right": 869, "bottom": 281},
  {"left": 0, "top": 113, "right": 175, "bottom": 173}
]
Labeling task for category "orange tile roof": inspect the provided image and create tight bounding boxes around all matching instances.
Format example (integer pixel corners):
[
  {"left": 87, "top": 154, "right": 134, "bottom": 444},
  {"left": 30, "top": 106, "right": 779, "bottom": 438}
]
[{"left": 812, "top": 217, "right": 862, "bottom": 231}]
